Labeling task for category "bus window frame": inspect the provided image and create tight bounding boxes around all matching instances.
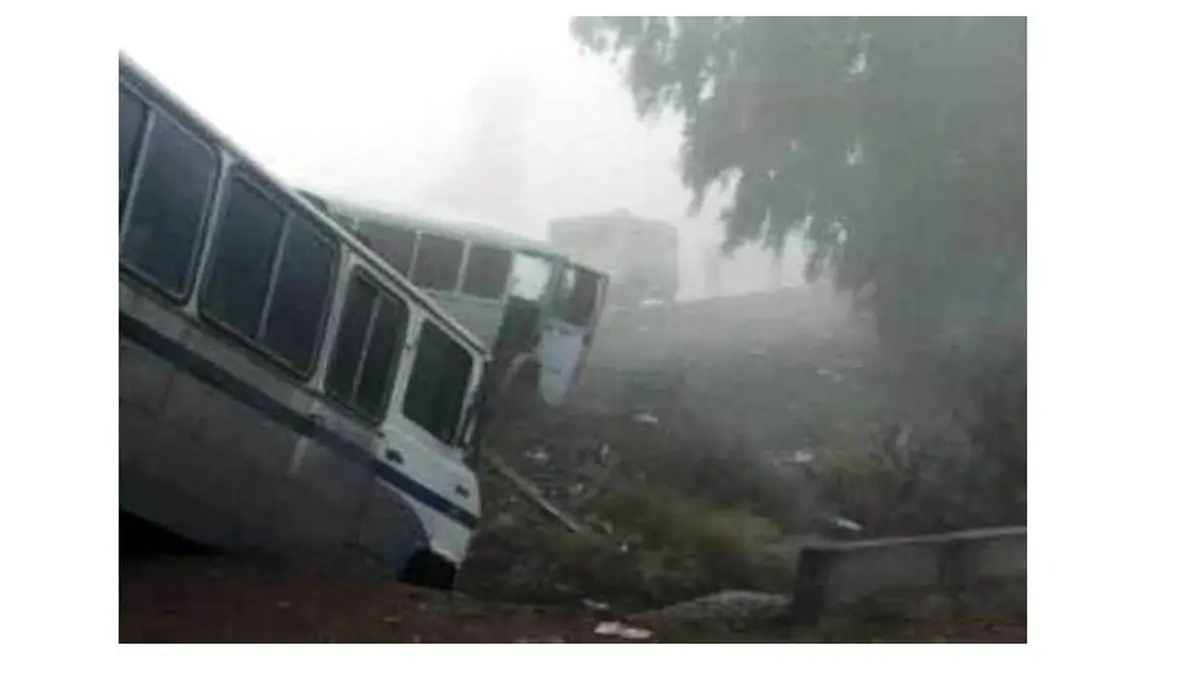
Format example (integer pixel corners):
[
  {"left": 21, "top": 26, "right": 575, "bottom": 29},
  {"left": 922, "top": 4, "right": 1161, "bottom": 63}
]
[
  {"left": 322, "top": 264, "right": 412, "bottom": 426},
  {"left": 552, "top": 263, "right": 606, "bottom": 329},
  {"left": 401, "top": 318, "right": 477, "bottom": 446},
  {"left": 118, "top": 82, "right": 221, "bottom": 306},
  {"left": 460, "top": 241, "right": 515, "bottom": 302},
  {"left": 355, "top": 217, "right": 420, "bottom": 279},
  {"left": 196, "top": 167, "right": 342, "bottom": 383},
  {"left": 119, "top": 84, "right": 151, "bottom": 224},
  {"left": 411, "top": 231, "right": 467, "bottom": 293}
]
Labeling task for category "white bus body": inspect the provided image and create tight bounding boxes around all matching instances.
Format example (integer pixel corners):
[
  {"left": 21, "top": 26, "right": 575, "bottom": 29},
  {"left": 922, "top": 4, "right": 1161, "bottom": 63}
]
[
  {"left": 119, "top": 55, "right": 490, "bottom": 585},
  {"left": 298, "top": 193, "right": 609, "bottom": 410}
]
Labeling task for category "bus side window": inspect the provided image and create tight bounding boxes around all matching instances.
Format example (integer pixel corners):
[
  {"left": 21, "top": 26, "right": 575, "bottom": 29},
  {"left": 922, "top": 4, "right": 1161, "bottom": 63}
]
[
  {"left": 403, "top": 322, "right": 473, "bottom": 445},
  {"left": 461, "top": 244, "right": 513, "bottom": 300},
  {"left": 325, "top": 272, "right": 410, "bottom": 421},
  {"left": 201, "top": 177, "right": 287, "bottom": 339},
  {"left": 359, "top": 220, "right": 417, "bottom": 277},
  {"left": 411, "top": 234, "right": 464, "bottom": 292},
  {"left": 260, "top": 214, "right": 338, "bottom": 372},
  {"left": 200, "top": 175, "right": 338, "bottom": 375},
  {"left": 120, "top": 105, "right": 218, "bottom": 298}
]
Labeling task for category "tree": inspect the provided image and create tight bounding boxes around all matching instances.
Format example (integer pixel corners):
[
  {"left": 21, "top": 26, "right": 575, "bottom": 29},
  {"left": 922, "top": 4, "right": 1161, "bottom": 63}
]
[{"left": 572, "top": 17, "right": 1026, "bottom": 519}]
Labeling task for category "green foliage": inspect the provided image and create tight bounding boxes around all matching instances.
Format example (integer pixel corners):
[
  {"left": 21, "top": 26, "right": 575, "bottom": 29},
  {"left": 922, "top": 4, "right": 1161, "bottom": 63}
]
[
  {"left": 572, "top": 17, "right": 1026, "bottom": 501},
  {"left": 462, "top": 473, "right": 791, "bottom": 608},
  {"left": 593, "top": 484, "right": 792, "bottom": 590}
]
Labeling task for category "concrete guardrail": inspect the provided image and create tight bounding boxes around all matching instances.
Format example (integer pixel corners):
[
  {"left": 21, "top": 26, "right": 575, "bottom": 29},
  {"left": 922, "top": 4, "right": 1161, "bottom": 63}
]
[{"left": 792, "top": 525, "right": 1026, "bottom": 625}]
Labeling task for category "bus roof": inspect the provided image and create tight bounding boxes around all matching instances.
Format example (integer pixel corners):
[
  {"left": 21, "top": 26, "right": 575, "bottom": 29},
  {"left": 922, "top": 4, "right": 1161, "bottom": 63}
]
[
  {"left": 118, "top": 53, "right": 488, "bottom": 356},
  {"left": 308, "top": 193, "right": 612, "bottom": 280},
  {"left": 311, "top": 192, "right": 564, "bottom": 259}
]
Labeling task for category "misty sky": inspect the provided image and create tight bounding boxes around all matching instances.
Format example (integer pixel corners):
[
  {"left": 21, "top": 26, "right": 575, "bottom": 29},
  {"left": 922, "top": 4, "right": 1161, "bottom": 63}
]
[{"left": 122, "top": 11, "right": 811, "bottom": 299}]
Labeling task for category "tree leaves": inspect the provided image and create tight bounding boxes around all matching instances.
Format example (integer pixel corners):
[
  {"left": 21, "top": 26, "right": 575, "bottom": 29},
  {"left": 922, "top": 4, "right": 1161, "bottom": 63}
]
[{"left": 572, "top": 16, "right": 1026, "bottom": 500}]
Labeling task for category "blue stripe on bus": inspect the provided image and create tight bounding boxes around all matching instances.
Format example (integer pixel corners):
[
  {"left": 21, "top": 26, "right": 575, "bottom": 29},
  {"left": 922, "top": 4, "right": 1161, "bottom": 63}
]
[{"left": 119, "top": 313, "right": 481, "bottom": 530}]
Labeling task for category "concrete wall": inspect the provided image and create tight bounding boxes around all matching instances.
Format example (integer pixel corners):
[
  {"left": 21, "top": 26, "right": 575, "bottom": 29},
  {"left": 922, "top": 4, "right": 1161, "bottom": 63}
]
[{"left": 791, "top": 526, "right": 1027, "bottom": 624}]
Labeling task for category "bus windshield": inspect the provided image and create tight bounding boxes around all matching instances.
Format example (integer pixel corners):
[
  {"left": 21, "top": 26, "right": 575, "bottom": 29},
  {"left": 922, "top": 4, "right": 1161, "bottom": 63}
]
[{"left": 554, "top": 265, "right": 605, "bottom": 328}]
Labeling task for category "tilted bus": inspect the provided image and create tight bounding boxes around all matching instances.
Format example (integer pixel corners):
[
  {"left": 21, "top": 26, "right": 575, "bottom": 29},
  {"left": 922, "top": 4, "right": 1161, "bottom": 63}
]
[
  {"left": 295, "top": 192, "right": 610, "bottom": 418},
  {"left": 119, "top": 54, "right": 489, "bottom": 587}
]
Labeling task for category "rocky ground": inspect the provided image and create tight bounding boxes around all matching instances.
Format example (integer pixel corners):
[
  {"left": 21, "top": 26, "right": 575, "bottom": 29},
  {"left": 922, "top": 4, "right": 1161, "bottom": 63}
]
[{"left": 120, "top": 555, "right": 624, "bottom": 643}]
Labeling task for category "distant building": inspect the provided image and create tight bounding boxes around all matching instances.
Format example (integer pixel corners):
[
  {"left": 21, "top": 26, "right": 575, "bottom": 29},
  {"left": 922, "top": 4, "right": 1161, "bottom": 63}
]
[{"left": 548, "top": 209, "right": 679, "bottom": 308}]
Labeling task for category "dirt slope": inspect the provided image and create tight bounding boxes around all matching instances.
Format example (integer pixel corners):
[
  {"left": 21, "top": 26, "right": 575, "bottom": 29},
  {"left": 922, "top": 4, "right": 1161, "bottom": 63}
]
[{"left": 120, "top": 555, "right": 1024, "bottom": 643}]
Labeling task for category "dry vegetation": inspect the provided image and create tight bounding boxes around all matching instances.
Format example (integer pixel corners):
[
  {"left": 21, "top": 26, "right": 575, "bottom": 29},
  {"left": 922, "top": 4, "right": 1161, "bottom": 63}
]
[{"left": 455, "top": 335, "right": 1025, "bottom": 638}]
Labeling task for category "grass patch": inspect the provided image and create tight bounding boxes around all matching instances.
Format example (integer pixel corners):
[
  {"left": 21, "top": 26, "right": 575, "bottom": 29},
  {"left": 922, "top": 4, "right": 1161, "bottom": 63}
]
[{"left": 459, "top": 468, "right": 794, "bottom": 611}]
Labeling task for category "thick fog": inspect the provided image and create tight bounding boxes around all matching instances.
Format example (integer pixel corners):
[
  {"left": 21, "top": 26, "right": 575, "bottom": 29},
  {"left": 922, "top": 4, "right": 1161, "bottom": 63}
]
[{"left": 121, "top": 12, "right": 816, "bottom": 303}]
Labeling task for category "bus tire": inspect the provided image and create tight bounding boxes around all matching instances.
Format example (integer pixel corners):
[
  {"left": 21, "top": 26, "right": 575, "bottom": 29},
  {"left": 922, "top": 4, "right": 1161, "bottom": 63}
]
[{"left": 400, "top": 549, "right": 458, "bottom": 591}]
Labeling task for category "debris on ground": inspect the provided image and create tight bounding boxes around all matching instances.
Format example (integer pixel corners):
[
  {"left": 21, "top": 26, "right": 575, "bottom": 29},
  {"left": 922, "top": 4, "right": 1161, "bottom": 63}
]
[
  {"left": 582, "top": 598, "right": 612, "bottom": 614},
  {"left": 827, "top": 516, "right": 864, "bottom": 533},
  {"left": 594, "top": 621, "right": 654, "bottom": 640},
  {"left": 632, "top": 591, "right": 791, "bottom": 633},
  {"left": 632, "top": 412, "right": 660, "bottom": 426},
  {"left": 789, "top": 450, "right": 816, "bottom": 465}
]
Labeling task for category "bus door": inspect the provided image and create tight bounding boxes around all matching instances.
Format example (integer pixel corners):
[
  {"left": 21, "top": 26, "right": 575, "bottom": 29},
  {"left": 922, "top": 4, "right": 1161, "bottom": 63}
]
[
  {"left": 537, "top": 264, "right": 607, "bottom": 407},
  {"left": 486, "top": 252, "right": 554, "bottom": 411}
]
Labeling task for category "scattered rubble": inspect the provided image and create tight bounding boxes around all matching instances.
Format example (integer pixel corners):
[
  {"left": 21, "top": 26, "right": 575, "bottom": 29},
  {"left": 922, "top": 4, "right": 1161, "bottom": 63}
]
[
  {"left": 828, "top": 516, "right": 864, "bottom": 533},
  {"left": 594, "top": 621, "right": 653, "bottom": 640},
  {"left": 632, "top": 412, "right": 660, "bottom": 426},
  {"left": 788, "top": 449, "right": 816, "bottom": 465}
]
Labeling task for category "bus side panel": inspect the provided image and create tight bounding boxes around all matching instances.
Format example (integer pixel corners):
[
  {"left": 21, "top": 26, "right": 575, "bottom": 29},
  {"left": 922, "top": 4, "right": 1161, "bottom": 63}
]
[
  {"left": 119, "top": 313, "right": 371, "bottom": 569},
  {"left": 119, "top": 328, "right": 435, "bottom": 577},
  {"left": 120, "top": 456, "right": 241, "bottom": 548},
  {"left": 292, "top": 397, "right": 434, "bottom": 576},
  {"left": 119, "top": 339, "right": 174, "bottom": 421},
  {"left": 376, "top": 423, "right": 480, "bottom": 569},
  {"left": 355, "top": 482, "right": 430, "bottom": 577},
  {"left": 119, "top": 341, "right": 245, "bottom": 548},
  {"left": 120, "top": 337, "right": 289, "bottom": 549},
  {"left": 278, "top": 438, "right": 380, "bottom": 571},
  {"left": 263, "top": 457, "right": 370, "bottom": 572},
  {"left": 154, "top": 352, "right": 298, "bottom": 551}
]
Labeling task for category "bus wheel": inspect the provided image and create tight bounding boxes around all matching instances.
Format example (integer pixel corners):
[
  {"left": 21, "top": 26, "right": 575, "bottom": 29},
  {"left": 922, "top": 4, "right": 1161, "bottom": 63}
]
[{"left": 400, "top": 550, "right": 457, "bottom": 591}]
